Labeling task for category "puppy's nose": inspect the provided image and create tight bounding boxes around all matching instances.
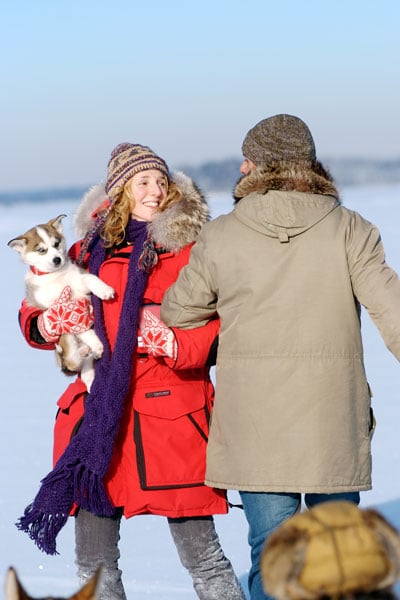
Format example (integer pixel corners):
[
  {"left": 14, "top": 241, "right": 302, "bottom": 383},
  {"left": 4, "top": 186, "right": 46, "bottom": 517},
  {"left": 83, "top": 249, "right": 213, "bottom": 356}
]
[{"left": 53, "top": 257, "right": 62, "bottom": 266}]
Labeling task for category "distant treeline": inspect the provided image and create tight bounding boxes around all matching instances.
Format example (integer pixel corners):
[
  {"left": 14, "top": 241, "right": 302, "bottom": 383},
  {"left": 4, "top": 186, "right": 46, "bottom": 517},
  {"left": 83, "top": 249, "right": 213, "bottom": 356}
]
[
  {"left": 1, "top": 157, "right": 399, "bottom": 204},
  {"left": 180, "top": 156, "right": 400, "bottom": 192}
]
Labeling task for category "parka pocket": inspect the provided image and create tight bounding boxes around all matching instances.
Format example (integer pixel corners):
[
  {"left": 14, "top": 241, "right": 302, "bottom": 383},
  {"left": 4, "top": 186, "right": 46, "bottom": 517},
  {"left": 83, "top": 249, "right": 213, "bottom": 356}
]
[
  {"left": 53, "top": 379, "right": 87, "bottom": 465},
  {"left": 133, "top": 383, "right": 210, "bottom": 490}
]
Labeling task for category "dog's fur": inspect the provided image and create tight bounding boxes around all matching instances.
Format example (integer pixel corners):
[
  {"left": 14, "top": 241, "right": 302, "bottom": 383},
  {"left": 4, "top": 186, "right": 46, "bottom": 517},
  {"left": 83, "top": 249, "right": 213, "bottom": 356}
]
[
  {"left": 5, "top": 566, "right": 101, "bottom": 599},
  {"left": 8, "top": 215, "right": 114, "bottom": 391},
  {"left": 260, "top": 501, "right": 400, "bottom": 600}
]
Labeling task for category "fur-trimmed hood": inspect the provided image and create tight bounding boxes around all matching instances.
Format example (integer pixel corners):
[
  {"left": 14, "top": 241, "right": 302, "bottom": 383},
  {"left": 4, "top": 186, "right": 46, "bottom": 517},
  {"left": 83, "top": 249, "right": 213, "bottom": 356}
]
[
  {"left": 233, "top": 162, "right": 340, "bottom": 241},
  {"left": 73, "top": 172, "right": 209, "bottom": 253},
  {"left": 234, "top": 162, "right": 339, "bottom": 202}
]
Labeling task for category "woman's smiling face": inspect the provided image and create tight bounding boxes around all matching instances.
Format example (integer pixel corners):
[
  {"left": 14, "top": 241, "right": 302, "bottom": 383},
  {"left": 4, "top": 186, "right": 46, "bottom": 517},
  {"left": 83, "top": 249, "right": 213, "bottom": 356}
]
[{"left": 127, "top": 169, "right": 168, "bottom": 222}]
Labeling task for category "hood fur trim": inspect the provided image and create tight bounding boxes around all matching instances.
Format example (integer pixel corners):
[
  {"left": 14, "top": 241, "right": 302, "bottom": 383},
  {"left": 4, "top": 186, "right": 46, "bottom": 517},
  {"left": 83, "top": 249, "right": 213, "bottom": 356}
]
[
  {"left": 73, "top": 172, "right": 209, "bottom": 253},
  {"left": 73, "top": 184, "right": 109, "bottom": 240},
  {"left": 148, "top": 171, "right": 209, "bottom": 253},
  {"left": 234, "top": 161, "right": 339, "bottom": 203}
]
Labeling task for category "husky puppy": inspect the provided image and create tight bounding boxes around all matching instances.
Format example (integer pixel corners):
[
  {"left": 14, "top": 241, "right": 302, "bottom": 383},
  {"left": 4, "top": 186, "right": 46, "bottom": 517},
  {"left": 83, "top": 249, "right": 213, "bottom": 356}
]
[
  {"left": 8, "top": 214, "right": 114, "bottom": 391},
  {"left": 5, "top": 566, "right": 101, "bottom": 599}
]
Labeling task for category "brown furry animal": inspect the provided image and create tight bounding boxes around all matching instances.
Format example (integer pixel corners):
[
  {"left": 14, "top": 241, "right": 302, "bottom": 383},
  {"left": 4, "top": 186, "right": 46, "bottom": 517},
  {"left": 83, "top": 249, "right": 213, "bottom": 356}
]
[
  {"left": 4, "top": 567, "right": 101, "bottom": 600},
  {"left": 260, "top": 501, "right": 400, "bottom": 600}
]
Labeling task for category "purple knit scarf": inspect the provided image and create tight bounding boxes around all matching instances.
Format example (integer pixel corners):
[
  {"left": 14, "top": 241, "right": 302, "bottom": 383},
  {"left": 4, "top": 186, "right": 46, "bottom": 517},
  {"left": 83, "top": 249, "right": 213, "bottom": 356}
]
[{"left": 17, "top": 219, "right": 157, "bottom": 555}]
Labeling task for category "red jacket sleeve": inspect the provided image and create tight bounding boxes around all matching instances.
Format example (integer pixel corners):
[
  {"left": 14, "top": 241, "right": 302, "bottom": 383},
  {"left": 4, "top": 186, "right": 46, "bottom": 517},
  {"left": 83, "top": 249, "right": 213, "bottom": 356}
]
[
  {"left": 19, "top": 299, "right": 55, "bottom": 350},
  {"left": 167, "top": 318, "right": 220, "bottom": 370}
]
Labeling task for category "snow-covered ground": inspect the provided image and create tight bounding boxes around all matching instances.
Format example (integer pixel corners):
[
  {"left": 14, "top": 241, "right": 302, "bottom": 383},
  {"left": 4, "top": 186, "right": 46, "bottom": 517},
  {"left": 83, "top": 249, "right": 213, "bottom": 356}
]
[{"left": 1, "top": 183, "right": 400, "bottom": 597}]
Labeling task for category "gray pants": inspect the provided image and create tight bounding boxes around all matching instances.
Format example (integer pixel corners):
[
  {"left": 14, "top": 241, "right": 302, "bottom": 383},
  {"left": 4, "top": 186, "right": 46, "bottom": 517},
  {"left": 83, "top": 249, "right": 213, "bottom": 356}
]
[{"left": 75, "top": 508, "right": 245, "bottom": 600}]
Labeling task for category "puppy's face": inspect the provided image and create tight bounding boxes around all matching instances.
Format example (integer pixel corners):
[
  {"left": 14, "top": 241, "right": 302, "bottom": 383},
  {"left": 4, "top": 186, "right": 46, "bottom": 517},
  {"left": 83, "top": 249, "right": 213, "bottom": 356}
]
[{"left": 8, "top": 214, "right": 68, "bottom": 273}]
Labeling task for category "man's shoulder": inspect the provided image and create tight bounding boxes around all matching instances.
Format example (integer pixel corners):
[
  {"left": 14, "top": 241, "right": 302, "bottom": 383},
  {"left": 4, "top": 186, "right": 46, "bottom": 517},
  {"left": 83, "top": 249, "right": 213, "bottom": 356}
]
[{"left": 203, "top": 211, "right": 236, "bottom": 233}]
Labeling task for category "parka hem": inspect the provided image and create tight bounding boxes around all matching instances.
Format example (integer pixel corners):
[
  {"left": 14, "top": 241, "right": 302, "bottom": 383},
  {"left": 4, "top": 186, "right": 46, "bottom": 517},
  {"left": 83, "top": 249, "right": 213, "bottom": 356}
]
[
  {"left": 205, "top": 480, "right": 372, "bottom": 493},
  {"left": 122, "top": 504, "right": 229, "bottom": 520}
]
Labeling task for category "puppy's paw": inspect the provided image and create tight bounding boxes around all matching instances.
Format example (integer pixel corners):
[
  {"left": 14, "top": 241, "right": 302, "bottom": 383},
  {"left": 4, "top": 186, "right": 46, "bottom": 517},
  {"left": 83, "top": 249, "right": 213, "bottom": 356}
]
[
  {"left": 100, "top": 284, "right": 115, "bottom": 300},
  {"left": 91, "top": 340, "right": 104, "bottom": 359},
  {"left": 78, "top": 344, "right": 91, "bottom": 358},
  {"left": 95, "top": 282, "right": 115, "bottom": 300}
]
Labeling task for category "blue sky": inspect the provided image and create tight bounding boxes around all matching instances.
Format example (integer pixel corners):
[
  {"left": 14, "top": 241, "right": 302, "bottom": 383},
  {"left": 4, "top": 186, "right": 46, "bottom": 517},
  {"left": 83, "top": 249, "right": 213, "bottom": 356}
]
[{"left": 1, "top": 0, "right": 399, "bottom": 191}]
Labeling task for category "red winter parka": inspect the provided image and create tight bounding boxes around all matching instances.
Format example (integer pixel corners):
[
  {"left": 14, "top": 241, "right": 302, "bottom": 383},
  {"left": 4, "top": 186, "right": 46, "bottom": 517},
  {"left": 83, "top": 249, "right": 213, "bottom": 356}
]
[{"left": 19, "top": 174, "right": 227, "bottom": 519}]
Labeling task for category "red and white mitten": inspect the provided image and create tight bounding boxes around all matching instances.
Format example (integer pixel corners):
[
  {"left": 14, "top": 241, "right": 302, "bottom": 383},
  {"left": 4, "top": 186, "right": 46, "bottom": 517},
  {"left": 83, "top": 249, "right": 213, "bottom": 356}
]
[
  {"left": 37, "top": 286, "right": 95, "bottom": 343},
  {"left": 139, "top": 308, "right": 177, "bottom": 360}
]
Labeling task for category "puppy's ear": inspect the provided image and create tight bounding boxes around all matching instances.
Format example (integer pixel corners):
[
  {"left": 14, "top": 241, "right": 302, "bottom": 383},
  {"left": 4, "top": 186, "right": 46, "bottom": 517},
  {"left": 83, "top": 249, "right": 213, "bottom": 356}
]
[
  {"left": 7, "top": 237, "right": 27, "bottom": 254},
  {"left": 4, "top": 567, "right": 28, "bottom": 600},
  {"left": 75, "top": 566, "right": 102, "bottom": 599},
  {"left": 49, "top": 214, "right": 67, "bottom": 234}
]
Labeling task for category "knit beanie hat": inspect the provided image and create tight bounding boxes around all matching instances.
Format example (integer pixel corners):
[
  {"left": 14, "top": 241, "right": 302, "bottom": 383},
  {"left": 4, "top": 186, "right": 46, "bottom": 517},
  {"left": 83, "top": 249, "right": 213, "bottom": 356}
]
[
  {"left": 242, "top": 114, "right": 316, "bottom": 166},
  {"left": 105, "top": 143, "right": 170, "bottom": 201}
]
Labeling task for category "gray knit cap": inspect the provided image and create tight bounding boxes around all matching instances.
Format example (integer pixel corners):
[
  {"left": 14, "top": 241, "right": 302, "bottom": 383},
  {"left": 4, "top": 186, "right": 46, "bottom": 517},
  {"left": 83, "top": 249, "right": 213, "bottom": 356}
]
[{"left": 242, "top": 114, "right": 316, "bottom": 166}]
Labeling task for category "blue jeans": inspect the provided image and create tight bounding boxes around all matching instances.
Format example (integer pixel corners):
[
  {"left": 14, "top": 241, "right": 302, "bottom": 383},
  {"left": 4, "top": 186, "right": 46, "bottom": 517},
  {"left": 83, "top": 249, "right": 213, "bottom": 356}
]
[{"left": 239, "top": 491, "right": 360, "bottom": 600}]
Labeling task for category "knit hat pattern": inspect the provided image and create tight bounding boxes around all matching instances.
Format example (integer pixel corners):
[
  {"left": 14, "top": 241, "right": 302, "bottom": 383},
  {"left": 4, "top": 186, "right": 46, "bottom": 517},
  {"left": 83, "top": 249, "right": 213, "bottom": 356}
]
[
  {"left": 105, "top": 143, "right": 170, "bottom": 201},
  {"left": 242, "top": 114, "right": 316, "bottom": 166}
]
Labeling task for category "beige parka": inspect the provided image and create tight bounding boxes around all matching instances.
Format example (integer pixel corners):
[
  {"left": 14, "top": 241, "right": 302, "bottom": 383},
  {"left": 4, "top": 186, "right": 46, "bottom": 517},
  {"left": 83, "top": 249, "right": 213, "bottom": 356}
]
[{"left": 161, "top": 164, "right": 400, "bottom": 493}]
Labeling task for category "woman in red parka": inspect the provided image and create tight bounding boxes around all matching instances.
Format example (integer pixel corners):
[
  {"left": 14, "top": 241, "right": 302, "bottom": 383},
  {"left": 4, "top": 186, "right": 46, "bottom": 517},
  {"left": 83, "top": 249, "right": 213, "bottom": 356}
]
[{"left": 17, "top": 143, "right": 245, "bottom": 600}]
